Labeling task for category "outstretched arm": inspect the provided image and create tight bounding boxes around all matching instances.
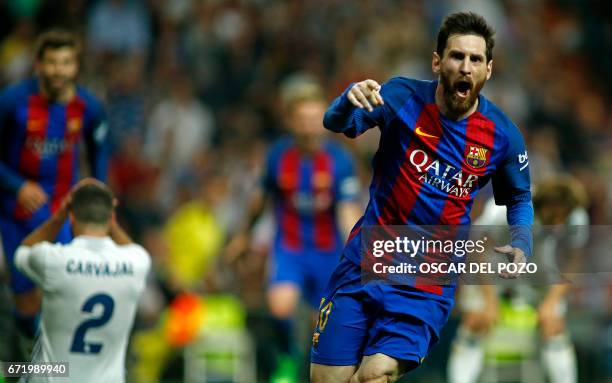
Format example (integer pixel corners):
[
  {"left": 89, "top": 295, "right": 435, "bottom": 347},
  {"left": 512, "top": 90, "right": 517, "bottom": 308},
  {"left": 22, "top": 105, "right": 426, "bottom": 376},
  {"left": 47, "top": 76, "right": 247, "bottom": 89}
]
[{"left": 323, "top": 80, "right": 386, "bottom": 138}]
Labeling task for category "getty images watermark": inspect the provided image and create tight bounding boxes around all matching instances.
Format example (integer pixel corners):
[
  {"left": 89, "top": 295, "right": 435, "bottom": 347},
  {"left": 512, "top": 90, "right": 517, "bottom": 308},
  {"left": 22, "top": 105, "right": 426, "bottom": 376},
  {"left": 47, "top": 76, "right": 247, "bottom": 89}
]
[
  {"left": 370, "top": 234, "right": 537, "bottom": 276},
  {"left": 356, "top": 225, "right": 610, "bottom": 286}
]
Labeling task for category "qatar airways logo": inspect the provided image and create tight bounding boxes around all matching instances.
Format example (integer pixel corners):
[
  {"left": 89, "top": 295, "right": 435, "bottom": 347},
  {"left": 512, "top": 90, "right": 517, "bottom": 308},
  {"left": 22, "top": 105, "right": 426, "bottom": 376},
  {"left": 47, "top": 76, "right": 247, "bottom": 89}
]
[
  {"left": 291, "top": 192, "right": 333, "bottom": 213},
  {"left": 409, "top": 149, "right": 478, "bottom": 198},
  {"left": 25, "top": 137, "right": 74, "bottom": 158}
]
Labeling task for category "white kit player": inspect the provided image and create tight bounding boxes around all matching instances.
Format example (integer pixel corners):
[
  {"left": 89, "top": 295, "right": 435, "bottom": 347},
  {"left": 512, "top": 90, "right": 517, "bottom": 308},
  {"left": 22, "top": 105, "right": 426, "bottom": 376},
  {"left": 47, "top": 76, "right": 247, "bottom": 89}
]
[
  {"left": 14, "top": 179, "right": 150, "bottom": 382},
  {"left": 448, "top": 175, "right": 589, "bottom": 383}
]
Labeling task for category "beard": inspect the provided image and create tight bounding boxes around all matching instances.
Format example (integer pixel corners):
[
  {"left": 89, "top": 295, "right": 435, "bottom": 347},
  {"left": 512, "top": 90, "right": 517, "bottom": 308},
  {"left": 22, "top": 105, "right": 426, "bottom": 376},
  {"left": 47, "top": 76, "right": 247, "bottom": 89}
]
[
  {"left": 440, "top": 71, "right": 484, "bottom": 117},
  {"left": 41, "top": 75, "right": 72, "bottom": 100}
]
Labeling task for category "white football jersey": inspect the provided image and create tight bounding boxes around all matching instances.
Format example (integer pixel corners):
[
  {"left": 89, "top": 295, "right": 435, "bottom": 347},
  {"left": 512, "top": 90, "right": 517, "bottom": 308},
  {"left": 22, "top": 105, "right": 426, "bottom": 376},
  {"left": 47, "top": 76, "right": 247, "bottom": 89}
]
[{"left": 14, "top": 236, "right": 151, "bottom": 383}]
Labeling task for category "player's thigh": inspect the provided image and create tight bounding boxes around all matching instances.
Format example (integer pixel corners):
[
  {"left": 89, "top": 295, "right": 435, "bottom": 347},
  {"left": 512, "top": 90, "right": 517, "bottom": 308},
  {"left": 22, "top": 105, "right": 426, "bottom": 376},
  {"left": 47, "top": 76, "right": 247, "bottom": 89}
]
[
  {"left": 310, "top": 362, "right": 357, "bottom": 383},
  {"left": 267, "top": 282, "right": 301, "bottom": 319},
  {"left": 362, "top": 286, "right": 452, "bottom": 368},
  {"left": 311, "top": 258, "right": 372, "bottom": 367},
  {"left": 350, "top": 353, "right": 417, "bottom": 383}
]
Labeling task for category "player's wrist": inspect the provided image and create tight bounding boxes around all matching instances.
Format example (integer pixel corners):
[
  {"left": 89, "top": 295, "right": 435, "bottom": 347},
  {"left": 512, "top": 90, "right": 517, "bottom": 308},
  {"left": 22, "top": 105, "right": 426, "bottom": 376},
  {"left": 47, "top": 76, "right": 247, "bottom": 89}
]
[
  {"left": 13, "top": 178, "right": 27, "bottom": 195},
  {"left": 340, "top": 83, "right": 358, "bottom": 109}
]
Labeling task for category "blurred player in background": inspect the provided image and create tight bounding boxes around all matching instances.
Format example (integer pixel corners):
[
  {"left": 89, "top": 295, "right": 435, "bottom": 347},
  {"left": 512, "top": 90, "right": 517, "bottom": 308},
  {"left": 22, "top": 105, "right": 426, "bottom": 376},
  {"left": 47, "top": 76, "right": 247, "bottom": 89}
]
[
  {"left": 448, "top": 175, "right": 588, "bottom": 383},
  {"left": 0, "top": 29, "right": 107, "bottom": 343},
  {"left": 310, "top": 12, "right": 533, "bottom": 382},
  {"left": 14, "top": 179, "right": 150, "bottom": 383},
  {"left": 226, "top": 75, "right": 361, "bottom": 382}
]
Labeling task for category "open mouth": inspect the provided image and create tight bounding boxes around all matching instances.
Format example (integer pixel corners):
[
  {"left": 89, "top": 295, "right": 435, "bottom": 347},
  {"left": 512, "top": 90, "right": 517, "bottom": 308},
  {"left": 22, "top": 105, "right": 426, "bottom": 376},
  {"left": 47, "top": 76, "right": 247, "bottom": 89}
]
[
  {"left": 49, "top": 77, "right": 67, "bottom": 88},
  {"left": 455, "top": 80, "right": 472, "bottom": 99}
]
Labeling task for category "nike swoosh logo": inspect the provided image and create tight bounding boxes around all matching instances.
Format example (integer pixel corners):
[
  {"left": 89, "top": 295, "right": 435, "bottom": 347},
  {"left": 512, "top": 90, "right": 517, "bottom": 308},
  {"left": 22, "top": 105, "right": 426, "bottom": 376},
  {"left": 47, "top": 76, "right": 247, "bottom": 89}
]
[{"left": 415, "top": 126, "right": 439, "bottom": 139}]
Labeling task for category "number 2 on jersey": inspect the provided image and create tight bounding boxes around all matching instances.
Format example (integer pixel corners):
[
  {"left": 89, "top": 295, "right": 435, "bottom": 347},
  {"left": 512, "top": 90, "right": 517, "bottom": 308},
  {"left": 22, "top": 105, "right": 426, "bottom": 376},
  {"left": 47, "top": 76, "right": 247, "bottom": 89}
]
[{"left": 70, "top": 293, "right": 115, "bottom": 354}]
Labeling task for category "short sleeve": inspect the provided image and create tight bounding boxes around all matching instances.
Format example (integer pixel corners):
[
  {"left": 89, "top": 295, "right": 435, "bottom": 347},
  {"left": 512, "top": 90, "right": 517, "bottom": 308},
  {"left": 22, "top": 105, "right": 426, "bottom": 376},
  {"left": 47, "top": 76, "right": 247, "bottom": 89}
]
[
  {"left": 14, "top": 242, "right": 59, "bottom": 287},
  {"left": 122, "top": 244, "right": 151, "bottom": 294}
]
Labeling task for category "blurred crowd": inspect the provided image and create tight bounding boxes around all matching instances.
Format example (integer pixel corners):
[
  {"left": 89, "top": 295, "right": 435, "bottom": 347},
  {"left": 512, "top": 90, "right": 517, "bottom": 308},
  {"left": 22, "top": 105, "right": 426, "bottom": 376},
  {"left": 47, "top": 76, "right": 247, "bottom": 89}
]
[{"left": 0, "top": 0, "right": 611, "bottom": 382}]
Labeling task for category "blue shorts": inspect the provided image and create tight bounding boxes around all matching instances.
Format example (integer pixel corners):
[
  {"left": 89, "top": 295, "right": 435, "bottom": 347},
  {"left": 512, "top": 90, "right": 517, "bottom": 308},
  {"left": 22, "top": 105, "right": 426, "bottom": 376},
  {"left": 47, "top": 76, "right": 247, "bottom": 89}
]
[
  {"left": 0, "top": 216, "right": 71, "bottom": 294},
  {"left": 310, "top": 256, "right": 454, "bottom": 366},
  {"left": 269, "top": 248, "right": 340, "bottom": 309}
]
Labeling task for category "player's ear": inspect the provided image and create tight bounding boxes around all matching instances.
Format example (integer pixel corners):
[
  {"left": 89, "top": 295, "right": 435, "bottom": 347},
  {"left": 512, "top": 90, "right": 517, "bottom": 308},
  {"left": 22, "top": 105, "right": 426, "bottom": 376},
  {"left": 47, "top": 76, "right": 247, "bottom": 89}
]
[
  {"left": 486, "top": 59, "right": 493, "bottom": 81},
  {"left": 432, "top": 52, "right": 441, "bottom": 75}
]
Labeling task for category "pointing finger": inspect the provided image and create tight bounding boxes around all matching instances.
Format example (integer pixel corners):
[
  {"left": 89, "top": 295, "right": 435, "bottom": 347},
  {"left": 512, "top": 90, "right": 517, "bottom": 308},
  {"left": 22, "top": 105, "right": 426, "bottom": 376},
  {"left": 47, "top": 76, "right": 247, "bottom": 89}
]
[
  {"left": 352, "top": 87, "right": 373, "bottom": 112},
  {"left": 362, "top": 80, "right": 384, "bottom": 106},
  {"left": 363, "top": 85, "right": 381, "bottom": 107},
  {"left": 373, "top": 88, "right": 384, "bottom": 105},
  {"left": 347, "top": 91, "right": 364, "bottom": 109},
  {"left": 363, "top": 79, "right": 381, "bottom": 91}
]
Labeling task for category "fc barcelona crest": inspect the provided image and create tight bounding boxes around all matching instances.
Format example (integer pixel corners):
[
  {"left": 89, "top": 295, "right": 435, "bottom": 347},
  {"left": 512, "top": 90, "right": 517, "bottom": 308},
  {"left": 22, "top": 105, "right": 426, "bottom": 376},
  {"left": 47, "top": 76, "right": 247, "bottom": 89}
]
[
  {"left": 67, "top": 118, "right": 82, "bottom": 134},
  {"left": 465, "top": 146, "right": 488, "bottom": 169},
  {"left": 312, "top": 172, "right": 332, "bottom": 189}
]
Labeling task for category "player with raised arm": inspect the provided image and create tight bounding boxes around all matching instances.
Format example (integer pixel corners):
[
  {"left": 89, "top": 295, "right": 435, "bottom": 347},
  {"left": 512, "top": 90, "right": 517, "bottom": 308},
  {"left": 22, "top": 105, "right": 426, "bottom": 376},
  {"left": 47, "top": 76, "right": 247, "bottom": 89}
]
[
  {"left": 310, "top": 12, "right": 533, "bottom": 382},
  {"left": 0, "top": 29, "right": 108, "bottom": 341},
  {"left": 225, "top": 77, "right": 361, "bottom": 381},
  {"left": 14, "top": 179, "right": 150, "bottom": 383}
]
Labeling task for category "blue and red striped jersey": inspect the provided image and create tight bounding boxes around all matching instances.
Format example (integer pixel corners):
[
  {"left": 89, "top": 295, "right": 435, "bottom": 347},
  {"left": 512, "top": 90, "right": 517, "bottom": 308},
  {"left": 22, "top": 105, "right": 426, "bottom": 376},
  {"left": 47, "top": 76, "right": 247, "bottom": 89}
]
[
  {"left": 324, "top": 77, "right": 533, "bottom": 288},
  {"left": 0, "top": 78, "right": 108, "bottom": 221},
  {"left": 263, "top": 137, "right": 359, "bottom": 254}
]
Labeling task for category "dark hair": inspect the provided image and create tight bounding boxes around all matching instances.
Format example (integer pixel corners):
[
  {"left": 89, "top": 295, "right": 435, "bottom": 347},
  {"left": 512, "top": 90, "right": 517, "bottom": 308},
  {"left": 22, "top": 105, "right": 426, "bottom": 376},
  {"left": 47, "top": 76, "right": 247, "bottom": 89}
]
[
  {"left": 35, "top": 29, "right": 81, "bottom": 60},
  {"left": 533, "top": 176, "right": 588, "bottom": 212},
  {"left": 436, "top": 12, "right": 495, "bottom": 62},
  {"left": 71, "top": 184, "right": 114, "bottom": 226}
]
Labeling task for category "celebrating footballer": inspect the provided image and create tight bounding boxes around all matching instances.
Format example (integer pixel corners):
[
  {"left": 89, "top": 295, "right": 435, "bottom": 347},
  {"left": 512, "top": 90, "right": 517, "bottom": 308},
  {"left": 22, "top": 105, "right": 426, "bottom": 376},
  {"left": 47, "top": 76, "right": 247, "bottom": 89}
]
[{"left": 310, "top": 12, "right": 533, "bottom": 382}]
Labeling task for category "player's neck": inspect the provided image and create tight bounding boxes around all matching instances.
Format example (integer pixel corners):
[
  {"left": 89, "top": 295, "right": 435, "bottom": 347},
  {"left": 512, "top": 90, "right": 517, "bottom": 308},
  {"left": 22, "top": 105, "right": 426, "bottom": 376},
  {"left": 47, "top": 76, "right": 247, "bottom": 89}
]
[
  {"left": 39, "top": 84, "right": 76, "bottom": 103},
  {"left": 295, "top": 142, "right": 321, "bottom": 156},
  {"left": 435, "top": 84, "right": 479, "bottom": 121},
  {"left": 73, "top": 223, "right": 110, "bottom": 238}
]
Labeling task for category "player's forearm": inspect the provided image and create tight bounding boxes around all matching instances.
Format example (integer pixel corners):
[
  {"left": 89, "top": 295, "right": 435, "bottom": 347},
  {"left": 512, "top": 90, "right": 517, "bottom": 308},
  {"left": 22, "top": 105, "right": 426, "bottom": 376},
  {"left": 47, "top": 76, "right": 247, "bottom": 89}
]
[
  {"left": 323, "top": 88, "right": 372, "bottom": 138},
  {"left": 338, "top": 201, "right": 361, "bottom": 241},
  {"left": 240, "top": 191, "right": 267, "bottom": 236},
  {"left": 506, "top": 198, "right": 534, "bottom": 258},
  {"left": 0, "top": 162, "right": 26, "bottom": 194},
  {"left": 21, "top": 213, "right": 67, "bottom": 246},
  {"left": 323, "top": 90, "right": 355, "bottom": 131},
  {"left": 109, "top": 219, "right": 133, "bottom": 245}
]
